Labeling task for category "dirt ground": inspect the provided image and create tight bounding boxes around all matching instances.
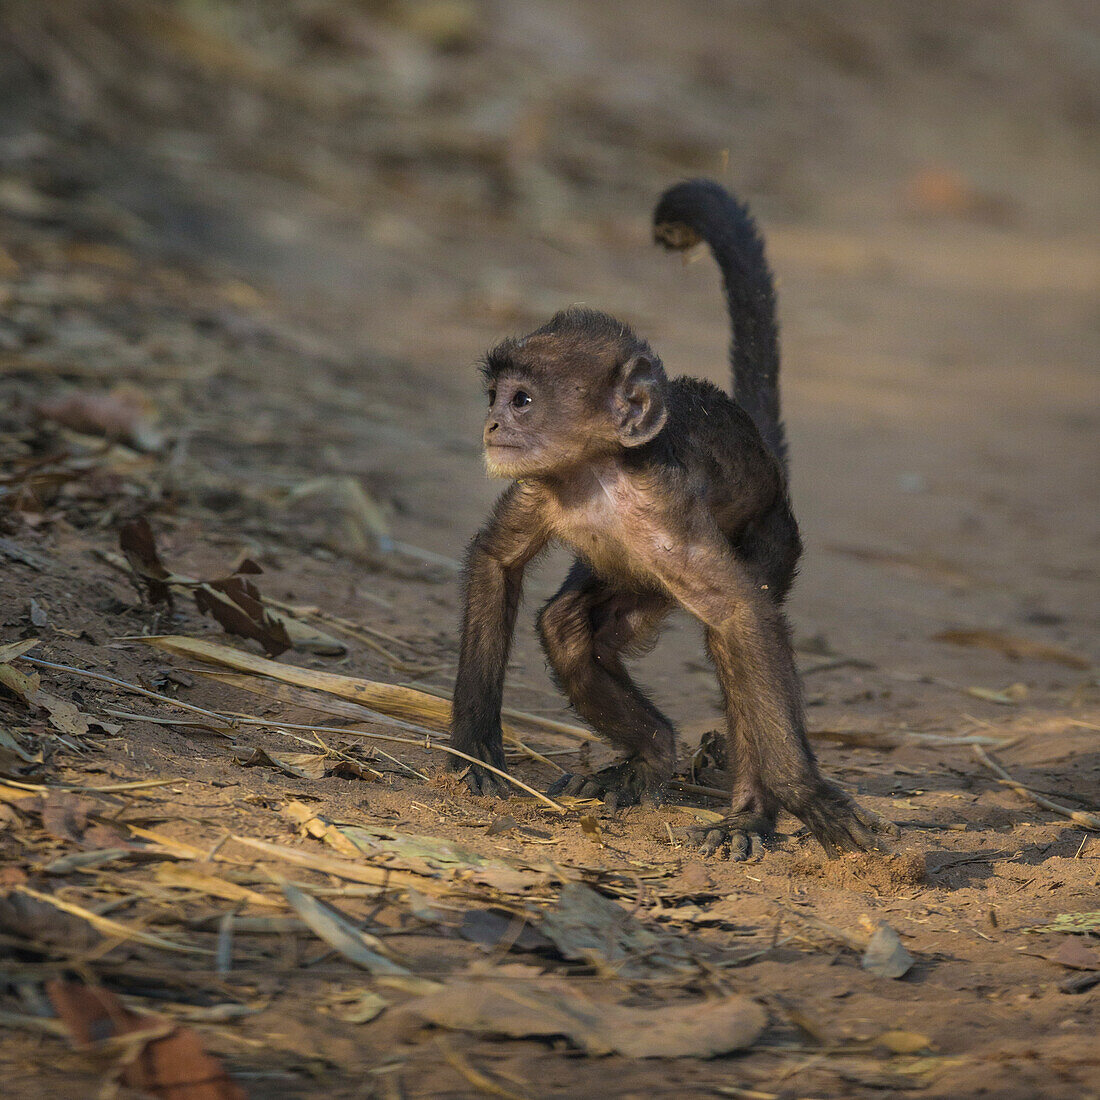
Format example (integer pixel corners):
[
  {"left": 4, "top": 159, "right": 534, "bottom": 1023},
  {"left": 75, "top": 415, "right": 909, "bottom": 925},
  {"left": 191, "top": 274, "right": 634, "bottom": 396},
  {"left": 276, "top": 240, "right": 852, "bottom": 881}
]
[{"left": 0, "top": 3, "right": 1097, "bottom": 1098}]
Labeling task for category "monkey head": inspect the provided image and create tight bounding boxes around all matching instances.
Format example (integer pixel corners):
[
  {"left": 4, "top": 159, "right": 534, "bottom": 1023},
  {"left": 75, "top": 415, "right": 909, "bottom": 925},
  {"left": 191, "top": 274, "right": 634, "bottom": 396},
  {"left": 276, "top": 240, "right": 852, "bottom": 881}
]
[{"left": 479, "top": 308, "right": 668, "bottom": 479}]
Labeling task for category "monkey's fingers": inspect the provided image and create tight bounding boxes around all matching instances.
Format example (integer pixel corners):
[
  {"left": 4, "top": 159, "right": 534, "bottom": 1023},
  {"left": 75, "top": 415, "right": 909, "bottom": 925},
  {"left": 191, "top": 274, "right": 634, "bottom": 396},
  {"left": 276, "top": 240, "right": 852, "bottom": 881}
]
[
  {"left": 462, "top": 763, "right": 512, "bottom": 799},
  {"left": 852, "top": 804, "right": 902, "bottom": 839}
]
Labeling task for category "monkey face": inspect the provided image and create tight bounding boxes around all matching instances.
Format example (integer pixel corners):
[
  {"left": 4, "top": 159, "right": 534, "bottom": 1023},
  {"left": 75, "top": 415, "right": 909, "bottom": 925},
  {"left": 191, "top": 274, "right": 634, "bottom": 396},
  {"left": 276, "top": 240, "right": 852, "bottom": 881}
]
[
  {"left": 479, "top": 310, "right": 670, "bottom": 481},
  {"left": 482, "top": 373, "right": 597, "bottom": 478}
]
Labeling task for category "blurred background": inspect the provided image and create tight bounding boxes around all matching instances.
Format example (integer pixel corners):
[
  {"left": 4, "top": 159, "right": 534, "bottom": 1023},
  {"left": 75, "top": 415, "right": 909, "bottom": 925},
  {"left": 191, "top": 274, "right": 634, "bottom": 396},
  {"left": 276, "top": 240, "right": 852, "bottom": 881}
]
[{"left": 0, "top": 0, "right": 1096, "bottom": 688}]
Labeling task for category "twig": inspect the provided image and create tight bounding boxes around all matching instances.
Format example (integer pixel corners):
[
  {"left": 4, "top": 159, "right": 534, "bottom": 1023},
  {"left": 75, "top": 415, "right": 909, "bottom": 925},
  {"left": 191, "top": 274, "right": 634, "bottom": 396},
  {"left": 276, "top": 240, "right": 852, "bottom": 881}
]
[
  {"left": 669, "top": 778, "right": 728, "bottom": 800},
  {"left": 2, "top": 777, "right": 185, "bottom": 794},
  {"left": 210, "top": 716, "right": 567, "bottom": 812},
  {"left": 972, "top": 745, "right": 1100, "bottom": 831},
  {"left": 21, "top": 656, "right": 236, "bottom": 727},
  {"left": 435, "top": 1037, "right": 530, "bottom": 1100},
  {"left": 15, "top": 886, "right": 210, "bottom": 955}
]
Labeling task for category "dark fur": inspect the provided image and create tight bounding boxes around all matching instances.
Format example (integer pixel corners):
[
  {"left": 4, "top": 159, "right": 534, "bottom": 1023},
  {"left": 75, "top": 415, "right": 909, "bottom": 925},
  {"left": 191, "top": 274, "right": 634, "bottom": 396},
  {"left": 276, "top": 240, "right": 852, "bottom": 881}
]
[{"left": 450, "top": 181, "right": 897, "bottom": 859}]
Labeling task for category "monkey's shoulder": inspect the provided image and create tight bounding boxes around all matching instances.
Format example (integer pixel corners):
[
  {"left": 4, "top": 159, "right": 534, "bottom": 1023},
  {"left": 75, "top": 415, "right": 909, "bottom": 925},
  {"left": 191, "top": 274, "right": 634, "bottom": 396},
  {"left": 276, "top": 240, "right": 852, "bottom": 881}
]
[{"left": 660, "top": 377, "right": 782, "bottom": 493}]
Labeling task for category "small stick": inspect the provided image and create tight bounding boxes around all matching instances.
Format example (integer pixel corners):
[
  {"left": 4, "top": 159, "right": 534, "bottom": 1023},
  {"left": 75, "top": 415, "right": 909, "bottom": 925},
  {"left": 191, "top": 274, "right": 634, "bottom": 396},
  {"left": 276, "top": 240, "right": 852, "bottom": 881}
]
[
  {"left": 21, "top": 657, "right": 236, "bottom": 727},
  {"left": 972, "top": 745, "right": 1100, "bottom": 831},
  {"left": 203, "top": 715, "right": 567, "bottom": 813},
  {"left": 668, "top": 778, "right": 728, "bottom": 800}
]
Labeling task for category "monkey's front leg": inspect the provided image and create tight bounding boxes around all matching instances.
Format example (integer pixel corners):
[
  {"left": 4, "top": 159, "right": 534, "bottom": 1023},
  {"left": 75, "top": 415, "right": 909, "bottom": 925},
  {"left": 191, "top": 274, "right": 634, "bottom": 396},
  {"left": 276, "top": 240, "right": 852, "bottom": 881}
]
[{"left": 450, "top": 490, "right": 546, "bottom": 797}]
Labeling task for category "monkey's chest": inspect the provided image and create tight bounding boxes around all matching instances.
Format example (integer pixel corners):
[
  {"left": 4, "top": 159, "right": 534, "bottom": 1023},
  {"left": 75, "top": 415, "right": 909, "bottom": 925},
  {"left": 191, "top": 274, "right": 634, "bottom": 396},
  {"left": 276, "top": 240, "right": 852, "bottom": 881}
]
[{"left": 553, "top": 493, "right": 676, "bottom": 585}]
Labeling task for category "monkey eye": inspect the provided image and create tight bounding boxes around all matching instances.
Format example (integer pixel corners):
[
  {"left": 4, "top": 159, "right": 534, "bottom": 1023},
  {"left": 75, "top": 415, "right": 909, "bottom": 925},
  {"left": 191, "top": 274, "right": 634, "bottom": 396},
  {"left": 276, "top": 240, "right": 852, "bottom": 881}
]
[{"left": 511, "top": 390, "right": 532, "bottom": 409}]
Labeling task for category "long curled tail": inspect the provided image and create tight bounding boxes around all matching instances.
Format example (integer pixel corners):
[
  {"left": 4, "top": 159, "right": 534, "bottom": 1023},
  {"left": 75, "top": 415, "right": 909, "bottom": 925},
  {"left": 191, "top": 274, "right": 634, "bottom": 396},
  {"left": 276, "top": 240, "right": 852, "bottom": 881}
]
[{"left": 653, "top": 179, "right": 787, "bottom": 469}]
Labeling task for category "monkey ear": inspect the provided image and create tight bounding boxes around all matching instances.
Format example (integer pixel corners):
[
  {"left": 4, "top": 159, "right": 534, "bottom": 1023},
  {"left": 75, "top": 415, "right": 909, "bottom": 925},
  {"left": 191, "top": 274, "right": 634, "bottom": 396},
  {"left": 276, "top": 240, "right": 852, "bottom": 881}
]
[{"left": 613, "top": 355, "right": 668, "bottom": 447}]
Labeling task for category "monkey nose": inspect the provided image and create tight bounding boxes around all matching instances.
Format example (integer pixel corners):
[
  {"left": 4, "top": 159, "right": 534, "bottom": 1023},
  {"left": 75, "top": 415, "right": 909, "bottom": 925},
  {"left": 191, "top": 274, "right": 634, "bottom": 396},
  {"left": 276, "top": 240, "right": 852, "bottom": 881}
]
[{"left": 486, "top": 420, "right": 500, "bottom": 434}]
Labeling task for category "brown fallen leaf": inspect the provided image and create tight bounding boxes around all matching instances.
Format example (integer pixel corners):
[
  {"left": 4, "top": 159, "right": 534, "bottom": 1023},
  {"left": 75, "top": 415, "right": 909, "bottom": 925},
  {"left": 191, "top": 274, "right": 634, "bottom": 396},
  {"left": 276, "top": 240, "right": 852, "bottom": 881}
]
[
  {"left": 934, "top": 629, "right": 1091, "bottom": 670},
  {"left": 408, "top": 979, "right": 766, "bottom": 1057},
  {"left": 119, "top": 516, "right": 180, "bottom": 605},
  {"left": 1048, "top": 939, "right": 1100, "bottom": 970},
  {"left": 118, "top": 521, "right": 345, "bottom": 656},
  {"left": 47, "top": 980, "right": 246, "bottom": 1099}
]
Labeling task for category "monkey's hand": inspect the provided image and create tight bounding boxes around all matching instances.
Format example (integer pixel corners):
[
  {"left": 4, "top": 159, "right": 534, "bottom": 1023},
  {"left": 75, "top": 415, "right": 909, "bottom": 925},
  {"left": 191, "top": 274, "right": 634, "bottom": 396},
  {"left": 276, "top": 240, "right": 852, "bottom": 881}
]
[
  {"left": 790, "top": 781, "right": 900, "bottom": 858},
  {"left": 449, "top": 734, "right": 512, "bottom": 799},
  {"left": 681, "top": 812, "right": 776, "bottom": 862},
  {"left": 547, "top": 755, "right": 667, "bottom": 812}
]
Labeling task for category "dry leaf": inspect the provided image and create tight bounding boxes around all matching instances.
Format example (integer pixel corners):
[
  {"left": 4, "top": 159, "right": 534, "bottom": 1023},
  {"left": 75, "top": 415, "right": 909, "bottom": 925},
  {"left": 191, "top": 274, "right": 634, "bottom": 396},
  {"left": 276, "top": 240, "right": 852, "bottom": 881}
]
[
  {"left": 119, "top": 522, "right": 345, "bottom": 655},
  {"left": 0, "top": 661, "right": 99, "bottom": 738},
  {"left": 284, "top": 800, "right": 363, "bottom": 857},
  {"left": 539, "top": 883, "right": 698, "bottom": 980},
  {"left": 1047, "top": 940, "right": 1100, "bottom": 970},
  {"left": 47, "top": 980, "right": 245, "bottom": 1099},
  {"left": 408, "top": 979, "right": 766, "bottom": 1057},
  {"left": 36, "top": 385, "right": 163, "bottom": 451},
  {"left": 877, "top": 1030, "right": 933, "bottom": 1054},
  {"left": 234, "top": 746, "right": 373, "bottom": 781}
]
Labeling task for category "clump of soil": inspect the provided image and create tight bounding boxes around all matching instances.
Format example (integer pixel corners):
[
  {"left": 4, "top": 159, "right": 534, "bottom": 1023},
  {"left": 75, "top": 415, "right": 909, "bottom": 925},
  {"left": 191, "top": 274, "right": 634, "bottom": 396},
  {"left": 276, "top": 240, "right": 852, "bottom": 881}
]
[{"left": 789, "top": 849, "right": 928, "bottom": 893}]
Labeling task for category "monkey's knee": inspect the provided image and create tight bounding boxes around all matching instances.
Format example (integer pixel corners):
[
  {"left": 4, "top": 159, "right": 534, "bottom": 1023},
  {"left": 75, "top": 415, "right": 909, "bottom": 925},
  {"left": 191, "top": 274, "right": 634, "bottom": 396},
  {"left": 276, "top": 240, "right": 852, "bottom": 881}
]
[{"left": 536, "top": 596, "right": 593, "bottom": 674}]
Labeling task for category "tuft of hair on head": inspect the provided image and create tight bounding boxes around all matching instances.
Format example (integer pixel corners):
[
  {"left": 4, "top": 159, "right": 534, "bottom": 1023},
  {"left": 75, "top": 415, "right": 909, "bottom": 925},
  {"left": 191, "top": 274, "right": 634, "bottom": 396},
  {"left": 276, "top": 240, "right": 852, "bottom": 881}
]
[{"left": 482, "top": 307, "right": 663, "bottom": 386}]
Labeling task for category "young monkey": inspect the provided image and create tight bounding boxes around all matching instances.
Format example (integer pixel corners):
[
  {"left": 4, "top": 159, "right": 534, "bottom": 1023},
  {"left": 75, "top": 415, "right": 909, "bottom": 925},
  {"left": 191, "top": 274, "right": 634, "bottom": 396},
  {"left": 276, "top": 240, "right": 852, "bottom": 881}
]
[{"left": 450, "top": 179, "right": 898, "bottom": 859}]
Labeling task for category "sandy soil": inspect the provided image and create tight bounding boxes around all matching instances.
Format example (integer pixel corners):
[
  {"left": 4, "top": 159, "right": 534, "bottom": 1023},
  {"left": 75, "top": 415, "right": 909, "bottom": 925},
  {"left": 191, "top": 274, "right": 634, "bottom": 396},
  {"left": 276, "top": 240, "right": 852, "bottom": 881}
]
[{"left": 0, "top": 3, "right": 1097, "bottom": 1097}]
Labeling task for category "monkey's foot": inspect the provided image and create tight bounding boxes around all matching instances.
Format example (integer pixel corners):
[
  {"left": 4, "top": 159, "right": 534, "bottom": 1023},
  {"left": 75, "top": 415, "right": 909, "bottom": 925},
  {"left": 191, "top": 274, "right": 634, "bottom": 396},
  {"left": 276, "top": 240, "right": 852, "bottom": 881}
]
[
  {"left": 683, "top": 813, "right": 776, "bottom": 862},
  {"left": 793, "top": 782, "right": 900, "bottom": 858},
  {"left": 547, "top": 756, "right": 665, "bottom": 812}
]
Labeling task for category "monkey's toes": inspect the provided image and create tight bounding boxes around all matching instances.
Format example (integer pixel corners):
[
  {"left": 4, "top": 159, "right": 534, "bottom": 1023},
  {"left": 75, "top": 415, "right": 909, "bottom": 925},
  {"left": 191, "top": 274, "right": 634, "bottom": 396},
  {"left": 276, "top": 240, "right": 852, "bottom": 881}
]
[
  {"left": 796, "top": 783, "right": 899, "bottom": 858},
  {"left": 547, "top": 757, "right": 664, "bottom": 810},
  {"left": 684, "top": 815, "right": 773, "bottom": 861}
]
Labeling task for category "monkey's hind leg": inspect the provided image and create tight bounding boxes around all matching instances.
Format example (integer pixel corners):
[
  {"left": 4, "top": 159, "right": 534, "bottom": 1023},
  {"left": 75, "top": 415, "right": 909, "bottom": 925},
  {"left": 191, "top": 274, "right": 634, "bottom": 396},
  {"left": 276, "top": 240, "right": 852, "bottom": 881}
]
[{"left": 536, "top": 564, "right": 674, "bottom": 810}]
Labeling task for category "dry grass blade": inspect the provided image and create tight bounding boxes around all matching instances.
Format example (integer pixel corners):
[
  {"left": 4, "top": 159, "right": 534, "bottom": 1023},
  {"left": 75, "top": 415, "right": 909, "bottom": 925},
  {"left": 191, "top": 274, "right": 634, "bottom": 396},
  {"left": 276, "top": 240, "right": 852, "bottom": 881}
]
[
  {"left": 155, "top": 864, "right": 284, "bottom": 909},
  {"left": 230, "top": 834, "right": 445, "bottom": 894},
  {"left": 972, "top": 745, "right": 1100, "bottom": 830},
  {"left": 15, "top": 886, "right": 211, "bottom": 955},
  {"left": 406, "top": 681, "right": 591, "bottom": 742},
  {"left": 934, "top": 629, "right": 1091, "bottom": 670},
  {"left": 140, "top": 634, "right": 457, "bottom": 721},
  {"left": 280, "top": 880, "right": 439, "bottom": 992}
]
